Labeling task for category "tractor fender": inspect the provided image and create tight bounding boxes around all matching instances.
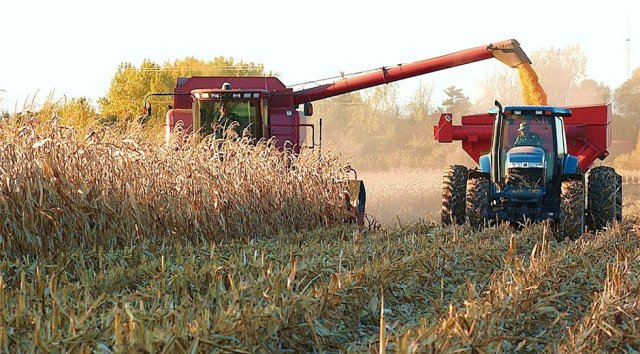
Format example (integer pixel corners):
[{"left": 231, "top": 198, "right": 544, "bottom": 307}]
[
  {"left": 563, "top": 155, "right": 580, "bottom": 174},
  {"left": 479, "top": 153, "right": 491, "bottom": 173}
]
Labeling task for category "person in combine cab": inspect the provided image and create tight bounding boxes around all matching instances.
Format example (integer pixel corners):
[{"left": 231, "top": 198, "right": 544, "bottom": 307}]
[
  {"left": 217, "top": 101, "right": 238, "bottom": 126},
  {"left": 514, "top": 122, "right": 543, "bottom": 147},
  {"left": 206, "top": 101, "right": 239, "bottom": 139}
]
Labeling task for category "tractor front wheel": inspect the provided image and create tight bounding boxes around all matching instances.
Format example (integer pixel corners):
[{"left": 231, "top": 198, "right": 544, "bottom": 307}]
[
  {"left": 558, "top": 179, "right": 585, "bottom": 240},
  {"left": 441, "top": 165, "right": 468, "bottom": 225},
  {"left": 586, "top": 166, "right": 618, "bottom": 230},
  {"left": 465, "top": 177, "right": 490, "bottom": 229}
]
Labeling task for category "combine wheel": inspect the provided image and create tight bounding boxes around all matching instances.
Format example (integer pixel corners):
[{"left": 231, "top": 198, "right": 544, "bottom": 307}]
[
  {"left": 465, "top": 176, "right": 490, "bottom": 229},
  {"left": 558, "top": 179, "right": 585, "bottom": 240},
  {"left": 586, "top": 166, "right": 618, "bottom": 230},
  {"left": 441, "top": 165, "right": 468, "bottom": 225}
]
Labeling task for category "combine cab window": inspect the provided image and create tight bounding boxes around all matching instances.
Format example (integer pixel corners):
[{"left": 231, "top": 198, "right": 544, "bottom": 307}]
[{"left": 199, "top": 100, "right": 262, "bottom": 139}]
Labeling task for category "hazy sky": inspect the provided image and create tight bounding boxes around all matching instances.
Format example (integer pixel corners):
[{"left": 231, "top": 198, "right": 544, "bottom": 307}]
[{"left": 1, "top": 0, "right": 637, "bottom": 111}]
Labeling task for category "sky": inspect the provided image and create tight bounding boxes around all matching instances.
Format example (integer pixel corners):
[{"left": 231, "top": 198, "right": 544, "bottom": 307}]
[{"left": 0, "top": 0, "right": 638, "bottom": 112}]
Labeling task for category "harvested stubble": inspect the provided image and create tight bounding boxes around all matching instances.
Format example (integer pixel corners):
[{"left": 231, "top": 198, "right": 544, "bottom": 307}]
[
  {"left": 2, "top": 216, "right": 640, "bottom": 352},
  {"left": 0, "top": 119, "right": 349, "bottom": 256}
]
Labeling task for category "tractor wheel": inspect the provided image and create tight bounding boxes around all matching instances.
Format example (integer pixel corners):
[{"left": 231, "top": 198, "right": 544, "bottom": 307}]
[
  {"left": 558, "top": 179, "right": 585, "bottom": 240},
  {"left": 616, "top": 173, "right": 623, "bottom": 222},
  {"left": 441, "top": 165, "right": 468, "bottom": 225},
  {"left": 586, "top": 166, "right": 618, "bottom": 230},
  {"left": 465, "top": 177, "right": 490, "bottom": 229}
]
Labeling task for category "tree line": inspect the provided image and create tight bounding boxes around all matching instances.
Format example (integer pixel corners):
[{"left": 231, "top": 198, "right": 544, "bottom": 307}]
[{"left": 2, "top": 46, "right": 639, "bottom": 170}]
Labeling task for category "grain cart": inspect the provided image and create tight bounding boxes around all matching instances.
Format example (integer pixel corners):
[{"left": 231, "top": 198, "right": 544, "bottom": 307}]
[
  {"left": 143, "top": 39, "right": 532, "bottom": 223},
  {"left": 435, "top": 101, "right": 621, "bottom": 238}
]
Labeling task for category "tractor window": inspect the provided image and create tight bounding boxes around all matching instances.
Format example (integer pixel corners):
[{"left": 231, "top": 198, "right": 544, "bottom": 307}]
[
  {"left": 198, "top": 100, "right": 262, "bottom": 139},
  {"left": 500, "top": 115, "right": 556, "bottom": 181},
  {"left": 501, "top": 115, "right": 555, "bottom": 153},
  {"left": 555, "top": 117, "right": 567, "bottom": 156}
]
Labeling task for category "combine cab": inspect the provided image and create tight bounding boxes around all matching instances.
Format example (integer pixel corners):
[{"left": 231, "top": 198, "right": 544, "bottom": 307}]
[
  {"left": 435, "top": 102, "right": 621, "bottom": 238},
  {"left": 144, "top": 39, "right": 533, "bottom": 224}
]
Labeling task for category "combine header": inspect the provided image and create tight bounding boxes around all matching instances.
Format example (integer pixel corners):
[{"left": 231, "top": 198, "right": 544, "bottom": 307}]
[{"left": 144, "top": 39, "right": 532, "bottom": 223}]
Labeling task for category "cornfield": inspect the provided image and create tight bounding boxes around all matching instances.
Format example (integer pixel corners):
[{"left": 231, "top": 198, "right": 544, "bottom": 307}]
[
  {"left": 0, "top": 118, "right": 349, "bottom": 256},
  {"left": 2, "top": 118, "right": 640, "bottom": 352}
]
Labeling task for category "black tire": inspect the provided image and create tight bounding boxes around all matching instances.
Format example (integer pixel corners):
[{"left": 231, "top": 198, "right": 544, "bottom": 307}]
[
  {"left": 465, "top": 177, "right": 490, "bottom": 229},
  {"left": 441, "top": 165, "right": 468, "bottom": 225},
  {"left": 559, "top": 179, "right": 585, "bottom": 240},
  {"left": 586, "top": 166, "right": 617, "bottom": 230},
  {"left": 616, "top": 173, "right": 622, "bottom": 222}
]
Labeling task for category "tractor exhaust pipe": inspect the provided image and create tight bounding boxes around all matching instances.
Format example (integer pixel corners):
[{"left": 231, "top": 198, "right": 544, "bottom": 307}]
[{"left": 488, "top": 39, "right": 531, "bottom": 68}]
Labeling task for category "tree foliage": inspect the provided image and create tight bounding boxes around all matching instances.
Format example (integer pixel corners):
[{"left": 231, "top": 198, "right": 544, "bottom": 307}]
[
  {"left": 478, "top": 44, "right": 600, "bottom": 108},
  {"left": 530, "top": 45, "right": 587, "bottom": 106},
  {"left": 407, "top": 80, "right": 435, "bottom": 122},
  {"left": 440, "top": 86, "right": 471, "bottom": 117},
  {"left": 612, "top": 68, "right": 640, "bottom": 142},
  {"left": 614, "top": 68, "right": 640, "bottom": 120},
  {"left": 99, "top": 57, "right": 271, "bottom": 121},
  {"left": 475, "top": 66, "right": 521, "bottom": 110}
]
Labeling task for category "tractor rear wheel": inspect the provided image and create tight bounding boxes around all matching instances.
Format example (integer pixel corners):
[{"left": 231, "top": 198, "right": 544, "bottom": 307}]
[
  {"left": 441, "top": 165, "right": 468, "bottom": 225},
  {"left": 586, "top": 166, "right": 618, "bottom": 230},
  {"left": 466, "top": 177, "right": 490, "bottom": 229},
  {"left": 558, "top": 179, "right": 585, "bottom": 240}
]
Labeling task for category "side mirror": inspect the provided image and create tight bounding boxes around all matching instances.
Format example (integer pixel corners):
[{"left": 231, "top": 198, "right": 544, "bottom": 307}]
[
  {"left": 140, "top": 103, "right": 152, "bottom": 125},
  {"left": 303, "top": 102, "right": 313, "bottom": 116},
  {"left": 143, "top": 103, "right": 152, "bottom": 117}
]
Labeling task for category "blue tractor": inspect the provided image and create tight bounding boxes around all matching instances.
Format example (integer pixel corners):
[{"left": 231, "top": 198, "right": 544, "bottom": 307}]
[{"left": 438, "top": 101, "right": 621, "bottom": 239}]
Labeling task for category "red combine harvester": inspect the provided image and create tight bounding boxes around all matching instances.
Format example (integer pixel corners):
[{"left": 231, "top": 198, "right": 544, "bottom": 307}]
[
  {"left": 434, "top": 102, "right": 620, "bottom": 238},
  {"left": 144, "top": 39, "right": 532, "bottom": 223}
]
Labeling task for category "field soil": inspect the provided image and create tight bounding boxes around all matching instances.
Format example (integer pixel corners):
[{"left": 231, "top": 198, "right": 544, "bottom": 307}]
[{"left": 360, "top": 169, "right": 442, "bottom": 226}]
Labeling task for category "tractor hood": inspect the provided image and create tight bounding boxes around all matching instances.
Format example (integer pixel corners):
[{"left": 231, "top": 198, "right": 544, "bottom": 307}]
[{"left": 506, "top": 146, "right": 545, "bottom": 168}]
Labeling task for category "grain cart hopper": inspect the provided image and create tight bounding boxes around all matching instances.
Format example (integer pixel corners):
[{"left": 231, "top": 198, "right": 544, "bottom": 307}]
[
  {"left": 143, "top": 39, "right": 531, "bottom": 224},
  {"left": 435, "top": 102, "right": 621, "bottom": 238}
]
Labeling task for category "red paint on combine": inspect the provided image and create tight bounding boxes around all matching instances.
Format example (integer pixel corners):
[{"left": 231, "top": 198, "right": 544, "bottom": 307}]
[{"left": 163, "top": 40, "right": 530, "bottom": 149}]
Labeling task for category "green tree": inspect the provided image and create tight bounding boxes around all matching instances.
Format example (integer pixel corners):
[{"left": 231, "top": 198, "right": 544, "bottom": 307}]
[
  {"left": 475, "top": 66, "right": 521, "bottom": 109},
  {"left": 440, "top": 86, "right": 471, "bottom": 117},
  {"left": 612, "top": 68, "right": 640, "bottom": 142},
  {"left": 56, "top": 96, "right": 100, "bottom": 129},
  {"left": 99, "top": 60, "right": 173, "bottom": 121},
  {"left": 99, "top": 57, "right": 271, "bottom": 121},
  {"left": 571, "top": 79, "right": 611, "bottom": 105},
  {"left": 614, "top": 68, "right": 640, "bottom": 120},
  {"left": 407, "top": 80, "right": 434, "bottom": 122}
]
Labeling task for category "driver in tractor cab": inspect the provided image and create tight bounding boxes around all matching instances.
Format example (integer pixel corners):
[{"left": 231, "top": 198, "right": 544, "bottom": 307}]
[{"left": 514, "top": 122, "right": 543, "bottom": 147}]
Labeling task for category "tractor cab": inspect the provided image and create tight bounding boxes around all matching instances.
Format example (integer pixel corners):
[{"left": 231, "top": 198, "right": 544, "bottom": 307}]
[
  {"left": 191, "top": 88, "right": 268, "bottom": 140},
  {"left": 491, "top": 106, "right": 572, "bottom": 195}
]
